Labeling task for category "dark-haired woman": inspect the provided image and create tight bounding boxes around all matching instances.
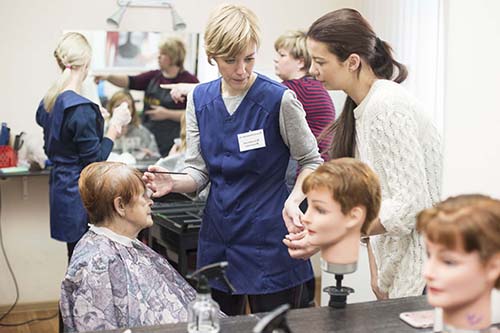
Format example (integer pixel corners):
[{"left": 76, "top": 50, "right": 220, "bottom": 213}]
[{"left": 284, "top": 8, "right": 442, "bottom": 299}]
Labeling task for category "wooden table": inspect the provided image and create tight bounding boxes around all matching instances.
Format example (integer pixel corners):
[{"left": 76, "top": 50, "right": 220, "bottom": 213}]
[{"left": 88, "top": 296, "right": 434, "bottom": 333}]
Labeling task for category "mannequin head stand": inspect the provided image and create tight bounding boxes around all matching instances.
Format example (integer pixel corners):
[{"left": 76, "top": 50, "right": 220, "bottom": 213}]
[{"left": 322, "top": 260, "right": 356, "bottom": 309}]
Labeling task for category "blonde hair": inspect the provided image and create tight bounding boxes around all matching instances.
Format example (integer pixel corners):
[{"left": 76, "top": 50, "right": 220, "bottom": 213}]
[
  {"left": 204, "top": 4, "right": 260, "bottom": 63},
  {"left": 178, "top": 112, "right": 187, "bottom": 152},
  {"left": 79, "top": 162, "right": 145, "bottom": 225},
  {"left": 417, "top": 194, "right": 500, "bottom": 288},
  {"left": 159, "top": 36, "right": 186, "bottom": 69},
  {"left": 43, "top": 32, "right": 92, "bottom": 113},
  {"left": 302, "top": 158, "right": 381, "bottom": 235},
  {"left": 274, "top": 30, "right": 311, "bottom": 74},
  {"left": 107, "top": 90, "right": 139, "bottom": 127}
]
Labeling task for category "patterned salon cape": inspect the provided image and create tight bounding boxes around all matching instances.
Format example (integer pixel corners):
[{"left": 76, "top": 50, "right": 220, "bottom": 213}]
[{"left": 60, "top": 226, "right": 197, "bottom": 332}]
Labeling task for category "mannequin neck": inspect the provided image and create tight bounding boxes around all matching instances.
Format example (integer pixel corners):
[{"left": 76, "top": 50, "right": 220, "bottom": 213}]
[
  {"left": 320, "top": 228, "right": 360, "bottom": 266},
  {"left": 443, "top": 290, "right": 492, "bottom": 331}
]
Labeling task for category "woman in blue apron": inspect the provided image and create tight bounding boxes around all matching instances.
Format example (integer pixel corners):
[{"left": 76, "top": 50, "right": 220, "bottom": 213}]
[
  {"left": 36, "top": 32, "right": 131, "bottom": 333},
  {"left": 144, "top": 4, "right": 322, "bottom": 315},
  {"left": 95, "top": 37, "right": 199, "bottom": 156},
  {"left": 36, "top": 32, "right": 130, "bottom": 260}
]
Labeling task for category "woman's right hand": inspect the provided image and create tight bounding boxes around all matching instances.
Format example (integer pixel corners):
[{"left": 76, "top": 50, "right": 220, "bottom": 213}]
[
  {"left": 282, "top": 197, "right": 305, "bottom": 234},
  {"left": 109, "top": 102, "right": 132, "bottom": 134},
  {"left": 160, "top": 83, "right": 197, "bottom": 104},
  {"left": 142, "top": 165, "right": 174, "bottom": 198},
  {"left": 93, "top": 74, "right": 107, "bottom": 84}
]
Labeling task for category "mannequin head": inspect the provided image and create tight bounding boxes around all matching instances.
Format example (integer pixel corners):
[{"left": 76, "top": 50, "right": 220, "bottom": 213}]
[
  {"left": 417, "top": 194, "right": 500, "bottom": 330},
  {"left": 302, "top": 158, "right": 381, "bottom": 264}
]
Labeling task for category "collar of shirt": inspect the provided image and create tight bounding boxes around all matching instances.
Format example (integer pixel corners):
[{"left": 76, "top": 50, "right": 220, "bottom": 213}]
[
  {"left": 89, "top": 224, "right": 140, "bottom": 248},
  {"left": 353, "top": 79, "right": 382, "bottom": 120}
]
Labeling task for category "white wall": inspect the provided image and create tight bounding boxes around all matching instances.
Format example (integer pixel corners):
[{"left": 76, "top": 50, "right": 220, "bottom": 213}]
[
  {"left": 441, "top": 0, "right": 500, "bottom": 198},
  {"left": 0, "top": 0, "right": 361, "bottom": 306}
]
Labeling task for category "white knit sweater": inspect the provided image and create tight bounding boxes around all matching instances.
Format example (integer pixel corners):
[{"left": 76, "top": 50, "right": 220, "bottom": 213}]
[{"left": 354, "top": 80, "right": 442, "bottom": 298}]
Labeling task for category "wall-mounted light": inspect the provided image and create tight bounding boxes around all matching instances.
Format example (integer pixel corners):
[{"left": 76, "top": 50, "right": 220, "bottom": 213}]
[{"left": 107, "top": 0, "right": 186, "bottom": 31}]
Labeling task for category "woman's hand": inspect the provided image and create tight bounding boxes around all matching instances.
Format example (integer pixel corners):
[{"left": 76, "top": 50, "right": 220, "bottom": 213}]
[
  {"left": 109, "top": 102, "right": 132, "bottom": 134},
  {"left": 140, "top": 148, "right": 160, "bottom": 158},
  {"left": 144, "top": 105, "right": 172, "bottom": 121},
  {"left": 367, "top": 238, "right": 389, "bottom": 300},
  {"left": 282, "top": 198, "right": 305, "bottom": 234},
  {"left": 282, "top": 231, "right": 320, "bottom": 260},
  {"left": 93, "top": 74, "right": 108, "bottom": 84},
  {"left": 160, "top": 83, "right": 198, "bottom": 104},
  {"left": 142, "top": 165, "right": 174, "bottom": 198}
]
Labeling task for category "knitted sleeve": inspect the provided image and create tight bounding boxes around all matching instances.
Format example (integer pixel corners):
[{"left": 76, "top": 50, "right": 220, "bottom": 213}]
[{"left": 366, "top": 107, "right": 430, "bottom": 237}]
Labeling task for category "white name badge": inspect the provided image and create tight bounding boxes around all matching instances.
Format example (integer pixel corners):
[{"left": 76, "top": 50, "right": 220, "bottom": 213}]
[{"left": 237, "top": 129, "right": 266, "bottom": 152}]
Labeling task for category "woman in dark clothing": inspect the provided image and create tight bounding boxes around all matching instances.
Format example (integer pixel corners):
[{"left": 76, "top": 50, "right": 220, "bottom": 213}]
[
  {"left": 143, "top": 4, "right": 322, "bottom": 316},
  {"left": 36, "top": 32, "right": 131, "bottom": 261},
  {"left": 95, "top": 36, "right": 199, "bottom": 156}
]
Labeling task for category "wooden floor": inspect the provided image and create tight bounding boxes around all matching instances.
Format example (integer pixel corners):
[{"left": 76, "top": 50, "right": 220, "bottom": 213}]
[
  {"left": 0, "top": 310, "right": 58, "bottom": 333},
  {"left": 0, "top": 278, "right": 321, "bottom": 333}
]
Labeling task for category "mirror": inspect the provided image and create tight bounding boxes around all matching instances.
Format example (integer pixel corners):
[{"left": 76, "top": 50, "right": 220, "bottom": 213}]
[{"left": 64, "top": 30, "right": 200, "bottom": 109}]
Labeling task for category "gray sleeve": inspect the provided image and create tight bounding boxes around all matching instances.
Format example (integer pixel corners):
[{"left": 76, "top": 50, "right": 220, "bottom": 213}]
[
  {"left": 182, "top": 90, "right": 210, "bottom": 190},
  {"left": 279, "top": 89, "right": 323, "bottom": 170}
]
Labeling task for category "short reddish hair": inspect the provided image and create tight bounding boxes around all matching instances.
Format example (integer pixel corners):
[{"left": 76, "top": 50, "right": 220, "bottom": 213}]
[
  {"left": 303, "top": 158, "right": 381, "bottom": 235},
  {"left": 417, "top": 194, "right": 500, "bottom": 288},
  {"left": 79, "top": 162, "right": 145, "bottom": 225}
]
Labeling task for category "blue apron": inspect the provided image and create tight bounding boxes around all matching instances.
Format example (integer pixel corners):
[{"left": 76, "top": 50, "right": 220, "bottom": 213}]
[
  {"left": 193, "top": 74, "right": 313, "bottom": 295},
  {"left": 36, "top": 91, "right": 112, "bottom": 243}
]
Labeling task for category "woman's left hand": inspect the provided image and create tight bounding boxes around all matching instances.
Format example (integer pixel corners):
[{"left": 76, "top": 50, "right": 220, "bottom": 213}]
[
  {"left": 144, "top": 105, "right": 171, "bottom": 121},
  {"left": 367, "top": 238, "right": 389, "bottom": 300},
  {"left": 282, "top": 231, "right": 319, "bottom": 260}
]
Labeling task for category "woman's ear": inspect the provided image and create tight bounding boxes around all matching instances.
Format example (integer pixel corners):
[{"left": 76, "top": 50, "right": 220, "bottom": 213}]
[
  {"left": 113, "top": 197, "right": 126, "bottom": 217},
  {"left": 297, "top": 57, "right": 306, "bottom": 71},
  {"left": 347, "top": 54, "right": 361, "bottom": 72}
]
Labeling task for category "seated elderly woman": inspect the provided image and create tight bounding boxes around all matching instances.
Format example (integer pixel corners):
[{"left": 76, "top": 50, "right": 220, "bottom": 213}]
[{"left": 60, "top": 161, "right": 197, "bottom": 332}]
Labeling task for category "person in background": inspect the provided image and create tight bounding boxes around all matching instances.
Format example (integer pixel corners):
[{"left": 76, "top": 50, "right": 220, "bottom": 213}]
[
  {"left": 274, "top": 30, "right": 335, "bottom": 162},
  {"left": 36, "top": 32, "right": 131, "bottom": 264},
  {"left": 106, "top": 90, "right": 160, "bottom": 160},
  {"left": 155, "top": 113, "right": 187, "bottom": 171},
  {"left": 60, "top": 162, "right": 198, "bottom": 332},
  {"left": 284, "top": 8, "right": 442, "bottom": 300},
  {"left": 167, "top": 112, "right": 187, "bottom": 157},
  {"left": 144, "top": 4, "right": 322, "bottom": 316},
  {"left": 417, "top": 194, "right": 500, "bottom": 332},
  {"left": 95, "top": 36, "right": 199, "bottom": 156}
]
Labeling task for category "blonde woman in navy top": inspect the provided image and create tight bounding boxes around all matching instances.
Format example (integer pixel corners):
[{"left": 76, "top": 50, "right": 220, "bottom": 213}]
[
  {"left": 36, "top": 32, "right": 131, "bottom": 261},
  {"left": 144, "top": 4, "right": 322, "bottom": 315}
]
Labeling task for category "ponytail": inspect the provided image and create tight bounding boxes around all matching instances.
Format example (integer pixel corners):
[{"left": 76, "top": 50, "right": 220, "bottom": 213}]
[
  {"left": 319, "top": 97, "right": 357, "bottom": 159},
  {"left": 309, "top": 9, "right": 408, "bottom": 159},
  {"left": 43, "top": 32, "right": 91, "bottom": 113},
  {"left": 372, "top": 37, "right": 407, "bottom": 83},
  {"left": 43, "top": 67, "right": 72, "bottom": 113}
]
